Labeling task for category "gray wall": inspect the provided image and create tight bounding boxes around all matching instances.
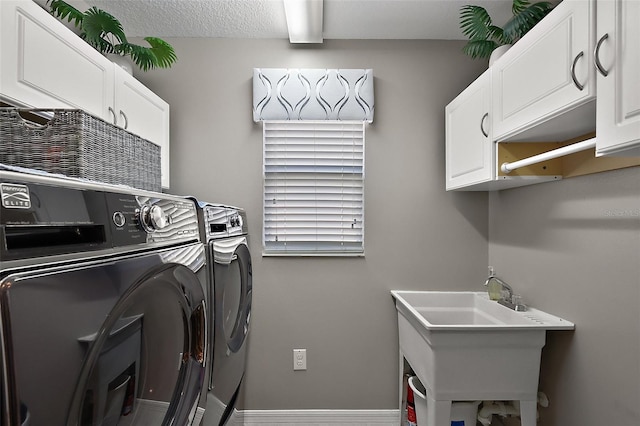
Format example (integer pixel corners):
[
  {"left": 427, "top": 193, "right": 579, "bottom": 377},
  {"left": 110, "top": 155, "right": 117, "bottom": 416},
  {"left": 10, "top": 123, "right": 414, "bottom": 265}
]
[
  {"left": 489, "top": 167, "right": 640, "bottom": 425},
  {"left": 138, "top": 38, "right": 640, "bottom": 423},
  {"left": 138, "top": 38, "right": 489, "bottom": 410}
]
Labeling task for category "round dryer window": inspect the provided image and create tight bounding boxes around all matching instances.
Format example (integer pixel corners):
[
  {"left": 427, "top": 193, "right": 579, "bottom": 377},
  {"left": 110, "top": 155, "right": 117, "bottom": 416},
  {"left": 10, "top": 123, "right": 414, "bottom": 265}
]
[
  {"left": 67, "top": 263, "right": 207, "bottom": 426},
  {"left": 214, "top": 241, "right": 252, "bottom": 353}
]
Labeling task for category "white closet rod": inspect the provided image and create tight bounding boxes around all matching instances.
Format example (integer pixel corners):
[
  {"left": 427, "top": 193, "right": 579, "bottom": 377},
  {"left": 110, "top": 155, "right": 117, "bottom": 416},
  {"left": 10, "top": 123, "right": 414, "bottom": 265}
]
[{"left": 501, "top": 138, "right": 596, "bottom": 174}]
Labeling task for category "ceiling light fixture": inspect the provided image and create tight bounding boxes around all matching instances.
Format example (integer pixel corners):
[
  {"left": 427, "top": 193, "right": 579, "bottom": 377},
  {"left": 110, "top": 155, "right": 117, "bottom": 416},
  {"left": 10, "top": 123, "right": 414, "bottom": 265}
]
[{"left": 283, "top": 0, "right": 323, "bottom": 43}]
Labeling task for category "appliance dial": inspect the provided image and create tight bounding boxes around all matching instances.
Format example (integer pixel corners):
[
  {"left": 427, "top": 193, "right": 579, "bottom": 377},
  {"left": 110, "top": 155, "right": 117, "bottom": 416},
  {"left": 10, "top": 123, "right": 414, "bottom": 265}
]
[
  {"left": 138, "top": 204, "right": 172, "bottom": 232},
  {"left": 230, "top": 213, "right": 241, "bottom": 228},
  {"left": 149, "top": 205, "right": 171, "bottom": 229},
  {"left": 112, "top": 211, "right": 126, "bottom": 227}
]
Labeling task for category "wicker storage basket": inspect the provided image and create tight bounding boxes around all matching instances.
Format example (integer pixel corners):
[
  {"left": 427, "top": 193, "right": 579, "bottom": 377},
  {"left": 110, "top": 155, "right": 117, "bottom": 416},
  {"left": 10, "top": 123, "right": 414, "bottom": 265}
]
[{"left": 0, "top": 108, "right": 161, "bottom": 192}]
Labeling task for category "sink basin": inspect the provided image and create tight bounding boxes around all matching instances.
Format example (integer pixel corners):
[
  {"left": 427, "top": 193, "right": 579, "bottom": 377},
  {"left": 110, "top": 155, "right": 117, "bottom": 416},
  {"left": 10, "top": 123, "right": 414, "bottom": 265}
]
[
  {"left": 391, "top": 291, "right": 574, "bottom": 426},
  {"left": 391, "top": 290, "right": 574, "bottom": 330}
]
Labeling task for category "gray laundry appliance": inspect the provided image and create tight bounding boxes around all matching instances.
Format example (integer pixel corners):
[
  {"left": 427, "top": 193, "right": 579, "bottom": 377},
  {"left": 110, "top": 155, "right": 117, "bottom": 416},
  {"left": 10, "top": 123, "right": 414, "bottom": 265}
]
[
  {"left": 0, "top": 168, "right": 210, "bottom": 426},
  {"left": 193, "top": 202, "right": 252, "bottom": 426}
]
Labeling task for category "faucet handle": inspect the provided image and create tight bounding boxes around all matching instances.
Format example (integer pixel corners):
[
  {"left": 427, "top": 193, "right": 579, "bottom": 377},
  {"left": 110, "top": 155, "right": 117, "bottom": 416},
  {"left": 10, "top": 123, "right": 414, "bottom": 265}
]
[
  {"left": 512, "top": 295, "right": 527, "bottom": 312},
  {"left": 487, "top": 266, "right": 495, "bottom": 277}
]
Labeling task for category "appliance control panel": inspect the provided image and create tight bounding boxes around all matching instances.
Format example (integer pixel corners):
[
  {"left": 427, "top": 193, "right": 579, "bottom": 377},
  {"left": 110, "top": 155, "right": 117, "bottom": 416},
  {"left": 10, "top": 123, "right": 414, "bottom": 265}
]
[
  {"left": 203, "top": 205, "right": 247, "bottom": 240},
  {"left": 0, "top": 171, "right": 200, "bottom": 261},
  {"left": 106, "top": 193, "right": 200, "bottom": 247}
]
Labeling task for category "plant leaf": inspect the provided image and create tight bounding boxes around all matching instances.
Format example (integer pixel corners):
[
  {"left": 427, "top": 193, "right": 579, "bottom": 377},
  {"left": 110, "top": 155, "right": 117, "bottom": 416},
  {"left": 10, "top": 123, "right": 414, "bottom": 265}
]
[
  {"left": 460, "top": 5, "right": 493, "bottom": 41},
  {"left": 47, "top": 0, "right": 84, "bottom": 28},
  {"left": 81, "top": 33, "right": 116, "bottom": 54},
  {"left": 123, "top": 43, "right": 155, "bottom": 72},
  {"left": 512, "top": 0, "right": 532, "bottom": 15},
  {"left": 143, "top": 37, "right": 178, "bottom": 69},
  {"left": 47, "top": 1, "right": 176, "bottom": 72},
  {"left": 462, "top": 39, "right": 499, "bottom": 59},
  {"left": 115, "top": 38, "right": 177, "bottom": 71},
  {"left": 487, "top": 25, "right": 509, "bottom": 44},
  {"left": 503, "top": 2, "right": 553, "bottom": 41},
  {"left": 81, "top": 7, "right": 126, "bottom": 53}
]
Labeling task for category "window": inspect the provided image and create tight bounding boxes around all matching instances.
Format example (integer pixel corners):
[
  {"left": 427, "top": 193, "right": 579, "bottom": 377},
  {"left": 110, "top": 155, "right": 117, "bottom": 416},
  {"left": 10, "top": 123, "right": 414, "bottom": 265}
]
[{"left": 263, "top": 120, "right": 365, "bottom": 255}]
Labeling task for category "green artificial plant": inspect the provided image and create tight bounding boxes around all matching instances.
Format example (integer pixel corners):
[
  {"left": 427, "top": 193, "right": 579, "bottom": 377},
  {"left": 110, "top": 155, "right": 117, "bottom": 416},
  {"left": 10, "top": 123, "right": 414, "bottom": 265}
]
[
  {"left": 47, "top": 0, "right": 177, "bottom": 71},
  {"left": 460, "top": 0, "right": 554, "bottom": 60}
]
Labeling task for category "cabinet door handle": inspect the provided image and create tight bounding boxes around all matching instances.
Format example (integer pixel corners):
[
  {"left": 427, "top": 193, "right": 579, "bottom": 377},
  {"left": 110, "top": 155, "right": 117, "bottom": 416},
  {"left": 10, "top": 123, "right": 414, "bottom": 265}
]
[
  {"left": 119, "top": 110, "right": 128, "bottom": 129},
  {"left": 108, "top": 107, "right": 117, "bottom": 125},
  {"left": 570, "top": 51, "right": 585, "bottom": 91},
  {"left": 594, "top": 33, "right": 610, "bottom": 77},
  {"left": 480, "top": 112, "right": 489, "bottom": 138}
]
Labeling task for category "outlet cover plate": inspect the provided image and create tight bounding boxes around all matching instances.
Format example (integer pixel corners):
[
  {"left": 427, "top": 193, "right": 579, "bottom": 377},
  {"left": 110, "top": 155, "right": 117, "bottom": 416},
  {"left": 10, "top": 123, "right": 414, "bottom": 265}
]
[{"left": 293, "top": 349, "right": 307, "bottom": 370}]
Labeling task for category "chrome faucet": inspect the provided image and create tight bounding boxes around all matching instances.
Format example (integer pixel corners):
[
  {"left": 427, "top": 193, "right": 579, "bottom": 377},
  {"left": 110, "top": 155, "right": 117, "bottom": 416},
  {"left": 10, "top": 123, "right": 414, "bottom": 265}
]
[{"left": 484, "top": 267, "right": 527, "bottom": 312}]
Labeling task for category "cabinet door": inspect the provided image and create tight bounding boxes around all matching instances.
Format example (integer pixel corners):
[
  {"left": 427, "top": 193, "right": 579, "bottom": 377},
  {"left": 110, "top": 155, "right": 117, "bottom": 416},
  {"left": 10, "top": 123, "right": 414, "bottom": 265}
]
[
  {"left": 114, "top": 67, "right": 170, "bottom": 188},
  {"left": 0, "top": 0, "right": 113, "bottom": 118},
  {"left": 595, "top": 0, "right": 640, "bottom": 156},
  {"left": 492, "top": 0, "right": 595, "bottom": 141},
  {"left": 446, "top": 71, "right": 493, "bottom": 190}
]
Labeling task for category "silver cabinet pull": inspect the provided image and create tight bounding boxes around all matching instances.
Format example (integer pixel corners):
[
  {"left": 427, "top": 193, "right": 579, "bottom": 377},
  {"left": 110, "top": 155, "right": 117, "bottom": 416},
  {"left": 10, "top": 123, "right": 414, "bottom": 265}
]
[
  {"left": 119, "top": 110, "right": 128, "bottom": 129},
  {"left": 571, "top": 51, "right": 585, "bottom": 91},
  {"left": 108, "top": 107, "right": 117, "bottom": 125},
  {"left": 594, "top": 33, "right": 610, "bottom": 77},
  {"left": 480, "top": 112, "right": 489, "bottom": 137}
]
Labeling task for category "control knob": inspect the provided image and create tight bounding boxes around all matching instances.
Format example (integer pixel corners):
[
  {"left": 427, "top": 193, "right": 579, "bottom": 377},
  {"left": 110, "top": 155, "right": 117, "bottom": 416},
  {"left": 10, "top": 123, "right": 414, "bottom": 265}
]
[
  {"left": 112, "top": 211, "right": 126, "bottom": 227},
  {"left": 139, "top": 204, "right": 172, "bottom": 232},
  {"left": 230, "top": 214, "right": 242, "bottom": 228}
]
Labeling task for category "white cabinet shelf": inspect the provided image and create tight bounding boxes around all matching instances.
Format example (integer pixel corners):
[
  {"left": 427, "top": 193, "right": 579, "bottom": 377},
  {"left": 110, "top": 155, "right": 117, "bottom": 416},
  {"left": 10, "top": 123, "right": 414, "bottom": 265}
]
[
  {"left": 0, "top": 0, "right": 170, "bottom": 188},
  {"left": 445, "top": 0, "right": 640, "bottom": 192},
  {"left": 446, "top": 70, "right": 563, "bottom": 192}
]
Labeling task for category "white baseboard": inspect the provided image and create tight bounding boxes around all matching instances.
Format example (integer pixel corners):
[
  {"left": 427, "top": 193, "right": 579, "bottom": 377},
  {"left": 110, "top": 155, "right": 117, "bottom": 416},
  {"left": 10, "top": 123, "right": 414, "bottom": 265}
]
[{"left": 226, "top": 409, "right": 400, "bottom": 426}]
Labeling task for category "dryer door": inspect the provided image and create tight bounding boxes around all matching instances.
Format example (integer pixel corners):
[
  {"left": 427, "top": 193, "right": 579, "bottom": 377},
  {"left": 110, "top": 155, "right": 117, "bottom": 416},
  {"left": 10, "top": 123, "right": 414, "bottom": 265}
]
[
  {"left": 208, "top": 235, "right": 252, "bottom": 408},
  {"left": 212, "top": 236, "right": 252, "bottom": 355},
  {"left": 68, "top": 262, "right": 207, "bottom": 426},
  {"left": 0, "top": 247, "right": 208, "bottom": 426}
]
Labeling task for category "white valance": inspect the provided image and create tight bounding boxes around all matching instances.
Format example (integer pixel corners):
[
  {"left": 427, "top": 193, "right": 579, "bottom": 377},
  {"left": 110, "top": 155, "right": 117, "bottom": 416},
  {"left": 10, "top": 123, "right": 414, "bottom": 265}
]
[{"left": 253, "top": 68, "right": 374, "bottom": 122}]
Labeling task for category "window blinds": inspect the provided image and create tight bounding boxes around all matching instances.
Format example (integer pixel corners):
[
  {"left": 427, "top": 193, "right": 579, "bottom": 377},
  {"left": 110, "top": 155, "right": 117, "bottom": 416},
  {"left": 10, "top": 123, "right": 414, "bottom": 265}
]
[{"left": 263, "top": 120, "right": 365, "bottom": 255}]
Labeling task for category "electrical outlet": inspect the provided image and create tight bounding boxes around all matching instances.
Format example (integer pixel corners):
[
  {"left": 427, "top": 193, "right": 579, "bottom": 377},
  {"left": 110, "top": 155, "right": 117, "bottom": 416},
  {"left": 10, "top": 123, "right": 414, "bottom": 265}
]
[{"left": 293, "top": 349, "right": 307, "bottom": 370}]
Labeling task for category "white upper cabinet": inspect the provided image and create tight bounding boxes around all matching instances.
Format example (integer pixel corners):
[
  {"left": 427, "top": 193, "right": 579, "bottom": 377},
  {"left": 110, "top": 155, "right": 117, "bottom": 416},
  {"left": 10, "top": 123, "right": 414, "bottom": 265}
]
[
  {"left": 446, "top": 70, "right": 493, "bottom": 190},
  {"left": 594, "top": 0, "right": 640, "bottom": 156},
  {"left": 114, "top": 68, "right": 170, "bottom": 188},
  {"left": 445, "top": 0, "right": 640, "bottom": 191},
  {"left": 0, "top": 0, "right": 171, "bottom": 188},
  {"left": 0, "top": 0, "right": 114, "bottom": 118},
  {"left": 492, "top": 0, "right": 596, "bottom": 142}
]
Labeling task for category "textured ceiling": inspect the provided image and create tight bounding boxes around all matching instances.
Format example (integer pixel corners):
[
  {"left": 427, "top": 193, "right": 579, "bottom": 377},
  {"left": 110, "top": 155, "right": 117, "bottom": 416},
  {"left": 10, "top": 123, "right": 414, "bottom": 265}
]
[{"left": 39, "top": 0, "right": 521, "bottom": 40}]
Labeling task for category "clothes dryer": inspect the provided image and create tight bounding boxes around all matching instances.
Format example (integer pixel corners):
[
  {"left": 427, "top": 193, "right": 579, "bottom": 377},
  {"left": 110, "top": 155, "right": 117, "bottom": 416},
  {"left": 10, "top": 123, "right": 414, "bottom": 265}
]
[
  {"left": 0, "top": 168, "right": 209, "bottom": 426},
  {"left": 194, "top": 202, "right": 252, "bottom": 426}
]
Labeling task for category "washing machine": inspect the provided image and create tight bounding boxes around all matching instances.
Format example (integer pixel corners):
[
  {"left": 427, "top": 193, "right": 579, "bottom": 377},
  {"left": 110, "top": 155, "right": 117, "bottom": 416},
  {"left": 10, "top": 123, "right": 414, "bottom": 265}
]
[
  {"left": 194, "top": 202, "right": 252, "bottom": 426},
  {"left": 0, "top": 168, "right": 210, "bottom": 426}
]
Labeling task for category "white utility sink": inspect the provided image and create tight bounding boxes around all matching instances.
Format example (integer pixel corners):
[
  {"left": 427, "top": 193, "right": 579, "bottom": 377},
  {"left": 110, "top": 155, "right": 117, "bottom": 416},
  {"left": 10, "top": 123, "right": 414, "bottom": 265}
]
[
  {"left": 391, "top": 291, "right": 574, "bottom": 426},
  {"left": 392, "top": 290, "right": 574, "bottom": 330}
]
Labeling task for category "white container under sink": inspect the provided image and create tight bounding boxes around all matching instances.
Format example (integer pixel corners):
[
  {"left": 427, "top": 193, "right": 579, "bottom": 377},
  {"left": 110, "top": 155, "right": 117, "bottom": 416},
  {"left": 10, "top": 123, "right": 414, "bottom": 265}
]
[
  {"left": 391, "top": 291, "right": 574, "bottom": 426},
  {"left": 409, "top": 376, "right": 480, "bottom": 426}
]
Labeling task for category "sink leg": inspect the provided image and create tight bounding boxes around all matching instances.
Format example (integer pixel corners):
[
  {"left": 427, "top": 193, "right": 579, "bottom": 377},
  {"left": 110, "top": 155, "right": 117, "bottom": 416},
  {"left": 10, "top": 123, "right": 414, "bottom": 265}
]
[
  {"left": 519, "top": 400, "right": 537, "bottom": 426},
  {"left": 426, "top": 397, "right": 451, "bottom": 426}
]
